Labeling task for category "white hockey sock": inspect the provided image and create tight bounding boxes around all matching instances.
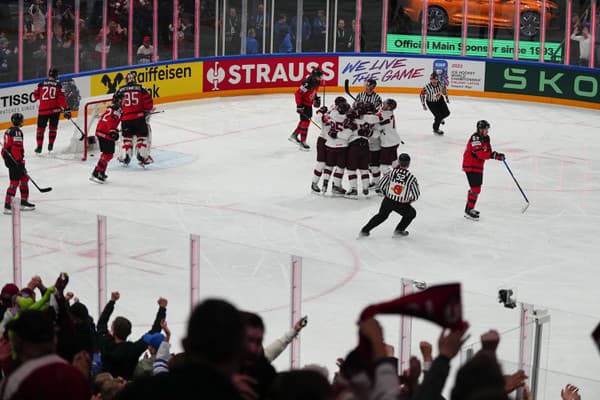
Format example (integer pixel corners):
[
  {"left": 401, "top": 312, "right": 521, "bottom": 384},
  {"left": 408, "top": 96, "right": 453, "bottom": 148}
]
[
  {"left": 322, "top": 166, "right": 333, "bottom": 182},
  {"left": 348, "top": 173, "right": 357, "bottom": 190},
  {"left": 333, "top": 167, "right": 344, "bottom": 187},
  {"left": 369, "top": 165, "right": 380, "bottom": 183},
  {"left": 312, "top": 162, "right": 325, "bottom": 184},
  {"left": 360, "top": 170, "right": 370, "bottom": 190}
]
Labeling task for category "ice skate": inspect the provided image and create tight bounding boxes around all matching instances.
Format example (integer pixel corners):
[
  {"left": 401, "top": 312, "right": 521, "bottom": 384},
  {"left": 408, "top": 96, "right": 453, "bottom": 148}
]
[
  {"left": 90, "top": 170, "right": 105, "bottom": 184},
  {"left": 358, "top": 230, "right": 369, "bottom": 238},
  {"left": 47, "top": 143, "right": 53, "bottom": 152},
  {"left": 332, "top": 185, "right": 346, "bottom": 196},
  {"left": 311, "top": 182, "right": 321, "bottom": 194},
  {"left": 345, "top": 189, "right": 358, "bottom": 199},
  {"left": 34, "top": 146, "right": 42, "bottom": 154},
  {"left": 119, "top": 153, "right": 131, "bottom": 165},
  {"left": 393, "top": 230, "right": 409, "bottom": 237},
  {"left": 20, "top": 199, "right": 35, "bottom": 211},
  {"left": 368, "top": 181, "right": 377, "bottom": 189},
  {"left": 433, "top": 129, "right": 444, "bottom": 135},
  {"left": 3, "top": 203, "right": 11, "bottom": 215},
  {"left": 138, "top": 154, "right": 154, "bottom": 167},
  {"left": 464, "top": 208, "right": 479, "bottom": 221},
  {"left": 363, "top": 188, "right": 369, "bottom": 197},
  {"left": 298, "top": 141, "right": 310, "bottom": 151},
  {"left": 322, "top": 180, "right": 329, "bottom": 194},
  {"left": 288, "top": 133, "right": 300, "bottom": 144}
]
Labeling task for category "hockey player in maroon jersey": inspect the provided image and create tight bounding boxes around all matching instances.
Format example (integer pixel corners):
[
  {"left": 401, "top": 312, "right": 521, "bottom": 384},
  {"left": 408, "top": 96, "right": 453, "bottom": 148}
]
[
  {"left": 462, "top": 120, "right": 505, "bottom": 220},
  {"left": 32, "top": 67, "right": 70, "bottom": 154},
  {"left": 289, "top": 67, "right": 323, "bottom": 151},
  {"left": 115, "top": 72, "right": 154, "bottom": 165},
  {"left": 2, "top": 113, "right": 35, "bottom": 214},
  {"left": 90, "top": 93, "right": 124, "bottom": 184}
]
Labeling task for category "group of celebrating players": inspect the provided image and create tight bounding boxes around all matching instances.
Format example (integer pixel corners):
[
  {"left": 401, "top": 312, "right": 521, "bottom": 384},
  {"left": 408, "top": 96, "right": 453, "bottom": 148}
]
[
  {"left": 291, "top": 68, "right": 403, "bottom": 199},
  {"left": 291, "top": 67, "right": 506, "bottom": 222}
]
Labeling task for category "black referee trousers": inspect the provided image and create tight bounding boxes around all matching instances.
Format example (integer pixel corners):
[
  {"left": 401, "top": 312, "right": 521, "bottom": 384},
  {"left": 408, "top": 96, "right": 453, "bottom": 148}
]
[
  {"left": 426, "top": 99, "right": 450, "bottom": 131},
  {"left": 362, "top": 197, "right": 416, "bottom": 233}
]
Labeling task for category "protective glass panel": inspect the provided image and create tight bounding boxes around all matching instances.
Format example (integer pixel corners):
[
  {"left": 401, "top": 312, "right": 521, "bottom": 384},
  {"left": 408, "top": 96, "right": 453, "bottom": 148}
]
[
  {"left": 386, "top": 0, "right": 424, "bottom": 54},
  {"left": 333, "top": 0, "right": 356, "bottom": 52},
  {"left": 0, "top": 1, "right": 19, "bottom": 82},
  {"left": 223, "top": 0, "right": 243, "bottom": 55},
  {"left": 272, "top": 0, "right": 298, "bottom": 53},
  {"left": 302, "top": 0, "right": 327, "bottom": 52},
  {"left": 246, "top": 0, "right": 269, "bottom": 54},
  {"left": 361, "top": 0, "right": 384, "bottom": 51}
]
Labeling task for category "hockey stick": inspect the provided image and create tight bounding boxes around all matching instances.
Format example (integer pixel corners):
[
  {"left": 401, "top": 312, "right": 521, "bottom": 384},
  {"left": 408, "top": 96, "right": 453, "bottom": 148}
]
[
  {"left": 503, "top": 159, "right": 529, "bottom": 213},
  {"left": 4, "top": 151, "right": 52, "bottom": 193},
  {"left": 344, "top": 79, "right": 358, "bottom": 102},
  {"left": 70, "top": 118, "right": 87, "bottom": 141}
]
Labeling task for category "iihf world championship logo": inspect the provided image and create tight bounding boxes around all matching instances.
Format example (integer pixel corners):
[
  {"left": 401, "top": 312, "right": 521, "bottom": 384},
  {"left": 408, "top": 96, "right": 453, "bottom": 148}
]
[{"left": 206, "top": 62, "right": 226, "bottom": 91}]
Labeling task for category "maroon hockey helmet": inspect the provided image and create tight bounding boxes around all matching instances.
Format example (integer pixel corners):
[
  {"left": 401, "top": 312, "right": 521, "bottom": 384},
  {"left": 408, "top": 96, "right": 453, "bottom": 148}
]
[
  {"left": 336, "top": 102, "right": 350, "bottom": 115},
  {"left": 334, "top": 96, "right": 347, "bottom": 106},
  {"left": 383, "top": 98, "right": 397, "bottom": 110}
]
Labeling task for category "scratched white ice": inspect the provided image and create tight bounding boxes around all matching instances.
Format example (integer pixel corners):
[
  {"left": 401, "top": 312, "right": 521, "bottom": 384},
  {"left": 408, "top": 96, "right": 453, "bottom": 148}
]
[{"left": 1, "top": 94, "right": 599, "bottom": 398}]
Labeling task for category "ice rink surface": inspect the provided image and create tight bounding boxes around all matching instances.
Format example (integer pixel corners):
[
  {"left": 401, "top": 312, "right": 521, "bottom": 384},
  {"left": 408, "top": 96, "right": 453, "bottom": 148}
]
[{"left": 1, "top": 93, "right": 599, "bottom": 398}]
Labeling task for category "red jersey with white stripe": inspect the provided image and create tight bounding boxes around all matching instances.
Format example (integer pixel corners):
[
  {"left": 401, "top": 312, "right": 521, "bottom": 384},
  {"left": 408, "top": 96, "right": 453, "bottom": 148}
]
[
  {"left": 462, "top": 132, "right": 493, "bottom": 173},
  {"left": 294, "top": 75, "right": 320, "bottom": 107},
  {"left": 95, "top": 105, "right": 123, "bottom": 141},
  {"left": 115, "top": 83, "right": 154, "bottom": 121},
  {"left": 2, "top": 126, "right": 25, "bottom": 162},
  {"left": 32, "top": 79, "right": 67, "bottom": 116}
]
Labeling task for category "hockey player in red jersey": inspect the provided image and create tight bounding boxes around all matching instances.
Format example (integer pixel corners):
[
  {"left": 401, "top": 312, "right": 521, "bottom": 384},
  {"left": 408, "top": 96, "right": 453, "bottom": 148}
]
[
  {"left": 32, "top": 67, "right": 70, "bottom": 154},
  {"left": 115, "top": 72, "right": 154, "bottom": 165},
  {"left": 462, "top": 120, "right": 505, "bottom": 220},
  {"left": 90, "top": 93, "right": 124, "bottom": 184},
  {"left": 2, "top": 113, "right": 35, "bottom": 214},
  {"left": 289, "top": 67, "right": 323, "bottom": 151}
]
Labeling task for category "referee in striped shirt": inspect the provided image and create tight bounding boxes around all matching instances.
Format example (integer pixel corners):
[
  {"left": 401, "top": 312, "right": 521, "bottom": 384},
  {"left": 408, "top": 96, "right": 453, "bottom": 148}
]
[
  {"left": 420, "top": 72, "right": 450, "bottom": 135},
  {"left": 359, "top": 153, "right": 420, "bottom": 238},
  {"left": 354, "top": 78, "right": 383, "bottom": 109}
]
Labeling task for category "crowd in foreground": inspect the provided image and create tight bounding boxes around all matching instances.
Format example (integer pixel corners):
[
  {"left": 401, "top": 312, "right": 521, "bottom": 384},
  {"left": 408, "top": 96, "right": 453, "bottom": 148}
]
[{"left": 0, "top": 273, "right": 588, "bottom": 400}]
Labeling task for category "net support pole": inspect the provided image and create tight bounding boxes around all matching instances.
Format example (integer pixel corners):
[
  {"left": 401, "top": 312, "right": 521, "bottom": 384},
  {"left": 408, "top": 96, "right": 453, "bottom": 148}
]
[
  {"left": 530, "top": 309, "right": 550, "bottom": 400},
  {"left": 97, "top": 215, "right": 107, "bottom": 317},
  {"left": 190, "top": 234, "right": 200, "bottom": 308},
  {"left": 290, "top": 255, "right": 302, "bottom": 369},
  {"left": 11, "top": 197, "right": 22, "bottom": 288},
  {"left": 399, "top": 278, "right": 414, "bottom": 371}
]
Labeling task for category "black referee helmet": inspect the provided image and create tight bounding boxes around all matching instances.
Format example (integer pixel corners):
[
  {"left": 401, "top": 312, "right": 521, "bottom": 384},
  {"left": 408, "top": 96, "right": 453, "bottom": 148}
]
[{"left": 398, "top": 153, "right": 410, "bottom": 168}]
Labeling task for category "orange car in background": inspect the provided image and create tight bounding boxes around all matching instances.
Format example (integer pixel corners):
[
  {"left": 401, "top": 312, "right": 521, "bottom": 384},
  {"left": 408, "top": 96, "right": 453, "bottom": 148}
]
[{"left": 402, "top": 0, "right": 560, "bottom": 37}]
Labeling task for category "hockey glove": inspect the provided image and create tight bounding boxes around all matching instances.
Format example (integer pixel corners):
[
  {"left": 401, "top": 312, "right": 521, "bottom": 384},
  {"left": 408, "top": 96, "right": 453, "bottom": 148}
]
[
  {"left": 318, "top": 106, "right": 328, "bottom": 114},
  {"left": 313, "top": 96, "right": 321, "bottom": 108},
  {"left": 109, "top": 129, "right": 120, "bottom": 141},
  {"left": 345, "top": 109, "right": 358, "bottom": 121},
  {"left": 296, "top": 106, "right": 304, "bottom": 115},
  {"left": 358, "top": 127, "right": 370, "bottom": 137},
  {"left": 491, "top": 151, "right": 505, "bottom": 161},
  {"left": 343, "top": 119, "right": 357, "bottom": 131},
  {"left": 63, "top": 110, "right": 72, "bottom": 119}
]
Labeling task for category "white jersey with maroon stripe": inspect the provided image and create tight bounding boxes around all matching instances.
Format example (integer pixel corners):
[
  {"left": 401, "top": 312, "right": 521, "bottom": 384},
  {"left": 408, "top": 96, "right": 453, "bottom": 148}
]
[
  {"left": 376, "top": 110, "right": 402, "bottom": 147},
  {"left": 324, "top": 110, "right": 351, "bottom": 148},
  {"left": 348, "top": 114, "right": 379, "bottom": 144}
]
